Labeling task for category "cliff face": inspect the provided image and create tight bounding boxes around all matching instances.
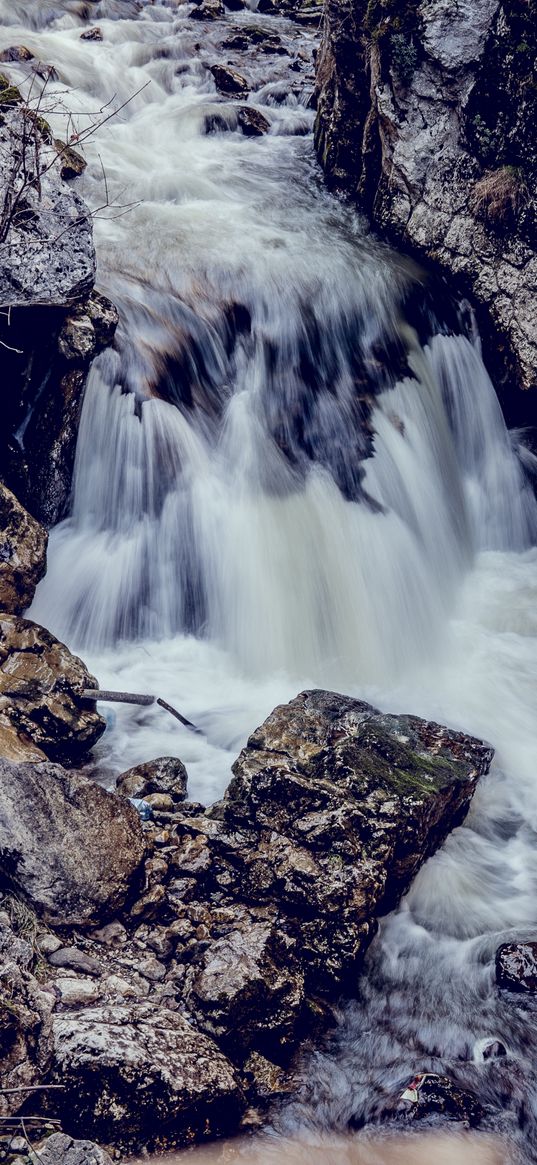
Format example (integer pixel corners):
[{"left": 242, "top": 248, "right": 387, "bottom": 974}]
[{"left": 315, "top": 0, "right": 537, "bottom": 408}]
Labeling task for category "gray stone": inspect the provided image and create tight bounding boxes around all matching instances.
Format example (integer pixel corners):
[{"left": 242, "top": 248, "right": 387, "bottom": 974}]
[
  {"left": 0, "top": 758, "right": 146, "bottom": 926},
  {"left": 48, "top": 949, "right": 103, "bottom": 977},
  {"left": 116, "top": 756, "right": 188, "bottom": 803},
  {"left": 30, "top": 1133, "right": 113, "bottom": 1165},
  {"left": 0, "top": 104, "right": 95, "bottom": 308}
]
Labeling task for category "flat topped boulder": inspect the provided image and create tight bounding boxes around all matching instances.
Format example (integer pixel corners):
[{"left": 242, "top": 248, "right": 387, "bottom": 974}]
[{"left": 0, "top": 758, "right": 146, "bottom": 926}]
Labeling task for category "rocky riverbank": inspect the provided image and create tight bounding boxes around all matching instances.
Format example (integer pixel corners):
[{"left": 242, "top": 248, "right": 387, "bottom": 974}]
[
  {"left": 315, "top": 0, "right": 537, "bottom": 419},
  {"left": 0, "top": 688, "right": 495, "bottom": 1161}
]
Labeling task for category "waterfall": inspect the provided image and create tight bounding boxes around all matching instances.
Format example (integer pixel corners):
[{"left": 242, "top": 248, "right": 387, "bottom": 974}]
[{"left": 3, "top": 0, "right": 537, "bottom": 1156}]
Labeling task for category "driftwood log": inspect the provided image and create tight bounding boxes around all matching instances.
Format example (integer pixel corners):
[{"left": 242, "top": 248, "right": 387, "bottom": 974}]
[{"left": 80, "top": 689, "right": 202, "bottom": 734}]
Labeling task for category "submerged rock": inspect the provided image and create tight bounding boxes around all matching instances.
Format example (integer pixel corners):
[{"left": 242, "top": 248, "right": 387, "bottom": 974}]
[
  {"left": 49, "top": 1003, "right": 244, "bottom": 1151},
  {"left": 396, "top": 1073, "right": 485, "bottom": 1128},
  {"left": 496, "top": 941, "right": 537, "bottom": 993},
  {"left": 0, "top": 485, "right": 47, "bottom": 615},
  {"left": 190, "top": 0, "right": 225, "bottom": 19},
  {"left": 0, "top": 615, "right": 105, "bottom": 762},
  {"left": 0, "top": 758, "right": 146, "bottom": 926}
]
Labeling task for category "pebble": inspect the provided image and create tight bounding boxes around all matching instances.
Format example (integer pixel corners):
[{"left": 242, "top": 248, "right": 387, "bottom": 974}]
[
  {"left": 37, "top": 933, "right": 63, "bottom": 956},
  {"left": 138, "top": 955, "right": 167, "bottom": 982}
]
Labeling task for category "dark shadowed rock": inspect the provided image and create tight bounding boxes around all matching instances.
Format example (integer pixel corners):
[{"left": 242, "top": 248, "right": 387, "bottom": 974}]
[
  {"left": 237, "top": 106, "right": 271, "bottom": 136},
  {"left": 49, "top": 1003, "right": 244, "bottom": 1151},
  {"left": 496, "top": 941, "right": 537, "bottom": 993},
  {"left": 0, "top": 615, "right": 105, "bottom": 762},
  {"left": 0, "top": 915, "right": 54, "bottom": 1116},
  {"left": 210, "top": 64, "right": 250, "bottom": 96},
  {"left": 33, "top": 1134, "right": 113, "bottom": 1165},
  {"left": 395, "top": 1073, "right": 485, "bottom": 1128},
  {"left": 116, "top": 756, "right": 188, "bottom": 803},
  {"left": 0, "top": 758, "right": 146, "bottom": 926},
  {"left": 54, "top": 140, "right": 87, "bottom": 182},
  {"left": 0, "top": 485, "right": 47, "bottom": 615},
  {"left": 80, "top": 28, "right": 104, "bottom": 42}
]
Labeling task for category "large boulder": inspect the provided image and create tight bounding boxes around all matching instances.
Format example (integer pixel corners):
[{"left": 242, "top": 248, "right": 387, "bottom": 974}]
[
  {"left": 0, "top": 615, "right": 105, "bottom": 762},
  {"left": 49, "top": 1003, "right": 244, "bottom": 1151},
  {"left": 215, "top": 690, "right": 494, "bottom": 993},
  {"left": 0, "top": 758, "right": 146, "bottom": 926},
  {"left": 0, "top": 484, "right": 47, "bottom": 615}
]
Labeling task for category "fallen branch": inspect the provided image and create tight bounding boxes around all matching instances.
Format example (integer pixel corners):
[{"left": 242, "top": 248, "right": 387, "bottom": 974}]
[{"left": 80, "top": 689, "right": 203, "bottom": 735}]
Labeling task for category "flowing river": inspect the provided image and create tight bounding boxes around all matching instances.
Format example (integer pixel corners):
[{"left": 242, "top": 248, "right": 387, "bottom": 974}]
[{"left": 1, "top": 0, "right": 537, "bottom": 1160}]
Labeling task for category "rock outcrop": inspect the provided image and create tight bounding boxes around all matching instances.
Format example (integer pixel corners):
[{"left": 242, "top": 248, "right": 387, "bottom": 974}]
[
  {"left": 0, "top": 757, "right": 145, "bottom": 926},
  {"left": 0, "top": 615, "right": 105, "bottom": 762},
  {"left": 30, "top": 1135, "right": 114, "bottom": 1165},
  {"left": 0, "top": 485, "right": 47, "bottom": 615},
  {"left": 0, "top": 75, "right": 118, "bottom": 526},
  {"left": 315, "top": 0, "right": 537, "bottom": 408}
]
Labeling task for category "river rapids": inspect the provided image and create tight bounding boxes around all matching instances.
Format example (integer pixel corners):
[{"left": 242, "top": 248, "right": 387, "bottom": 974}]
[{"left": 1, "top": 0, "right": 537, "bottom": 1160}]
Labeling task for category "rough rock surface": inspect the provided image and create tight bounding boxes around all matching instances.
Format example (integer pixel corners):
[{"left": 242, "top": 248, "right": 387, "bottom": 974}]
[
  {"left": 49, "top": 1003, "right": 244, "bottom": 1151},
  {"left": 0, "top": 615, "right": 105, "bottom": 762},
  {"left": 496, "top": 941, "right": 537, "bottom": 993},
  {"left": 0, "top": 758, "right": 146, "bottom": 926},
  {"left": 0, "top": 485, "right": 47, "bottom": 615},
  {"left": 0, "top": 913, "right": 54, "bottom": 1117},
  {"left": 315, "top": 0, "right": 537, "bottom": 402},
  {"left": 31, "top": 1134, "right": 113, "bottom": 1165},
  {"left": 0, "top": 93, "right": 95, "bottom": 308},
  {"left": 116, "top": 756, "right": 188, "bottom": 803}
]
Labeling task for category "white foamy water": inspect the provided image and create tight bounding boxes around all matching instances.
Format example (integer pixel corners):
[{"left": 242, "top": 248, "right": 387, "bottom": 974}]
[{"left": 2, "top": 0, "right": 537, "bottom": 1155}]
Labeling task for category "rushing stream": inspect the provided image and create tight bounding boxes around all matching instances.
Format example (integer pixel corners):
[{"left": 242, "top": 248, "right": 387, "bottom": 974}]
[{"left": 2, "top": 0, "right": 537, "bottom": 1159}]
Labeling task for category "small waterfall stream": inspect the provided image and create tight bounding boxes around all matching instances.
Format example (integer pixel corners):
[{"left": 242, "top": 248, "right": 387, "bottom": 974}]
[{"left": 2, "top": 0, "right": 537, "bottom": 1159}]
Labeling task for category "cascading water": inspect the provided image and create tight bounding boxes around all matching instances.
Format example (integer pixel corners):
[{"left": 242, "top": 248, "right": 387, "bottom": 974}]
[{"left": 2, "top": 0, "right": 537, "bottom": 1158}]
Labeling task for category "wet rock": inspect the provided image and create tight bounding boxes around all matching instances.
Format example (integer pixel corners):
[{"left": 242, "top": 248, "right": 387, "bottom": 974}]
[
  {"left": 31, "top": 1133, "right": 113, "bottom": 1165},
  {"left": 210, "top": 64, "right": 250, "bottom": 97},
  {"left": 0, "top": 46, "right": 34, "bottom": 63},
  {"left": 80, "top": 27, "right": 104, "bottom": 41},
  {"left": 396, "top": 1072, "right": 485, "bottom": 1127},
  {"left": 0, "top": 615, "right": 105, "bottom": 763},
  {"left": 218, "top": 690, "right": 493, "bottom": 994},
  {"left": 0, "top": 104, "right": 95, "bottom": 308},
  {"left": 190, "top": 0, "right": 225, "bottom": 19},
  {"left": 48, "top": 1003, "right": 245, "bottom": 1150},
  {"left": 116, "top": 756, "right": 188, "bottom": 803},
  {"left": 496, "top": 941, "right": 537, "bottom": 993},
  {"left": 315, "top": 0, "right": 537, "bottom": 398},
  {"left": 0, "top": 485, "right": 47, "bottom": 616},
  {"left": 0, "top": 757, "right": 146, "bottom": 927},
  {"left": 223, "top": 27, "right": 285, "bottom": 52},
  {"left": 237, "top": 107, "right": 271, "bottom": 136}
]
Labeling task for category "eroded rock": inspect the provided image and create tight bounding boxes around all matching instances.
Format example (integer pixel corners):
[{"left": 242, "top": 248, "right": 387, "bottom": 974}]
[
  {"left": 0, "top": 615, "right": 105, "bottom": 762},
  {"left": 0, "top": 486, "right": 47, "bottom": 615},
  {"left": 210, "top": 64, "right": 250, "bottom": 96},
  {"left": 0, "top": 758, "right": 146, "bottom": 926},
  {"left": 116, "top": 756, "right": 188, "bottom": 803},
  {"left": 31, "top": 1133, "right": 113, "bottom": 1165}
]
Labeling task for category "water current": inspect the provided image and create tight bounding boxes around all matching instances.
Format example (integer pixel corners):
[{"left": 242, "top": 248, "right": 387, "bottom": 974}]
[{"left": 2, "top": 0, "right": 537, "bottom": 1159}]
